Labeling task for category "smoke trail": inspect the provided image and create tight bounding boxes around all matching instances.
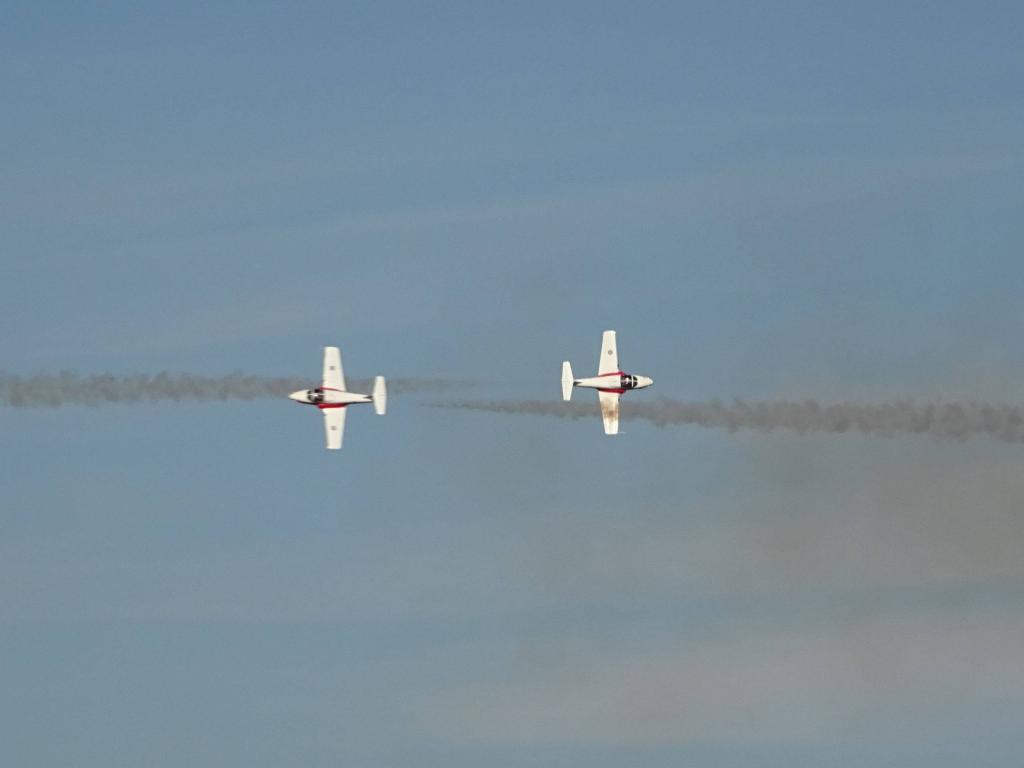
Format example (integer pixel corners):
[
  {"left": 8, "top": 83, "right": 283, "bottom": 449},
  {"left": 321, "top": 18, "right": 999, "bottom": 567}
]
[
  {"left": 432, "top": 398, "right": 1024, "bottom": 443},
  {"left": 0, "top": 372, "right": 467, "bottom": 408}
]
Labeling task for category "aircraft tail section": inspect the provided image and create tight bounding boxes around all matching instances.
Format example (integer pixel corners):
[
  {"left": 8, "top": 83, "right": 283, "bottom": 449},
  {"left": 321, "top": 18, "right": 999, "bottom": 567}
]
[
  {"left": 561, "top": 361, "right": 574, "bottom": 402},
  {"left": 372, "top": 376, "right": 387, "bottom": 415}
]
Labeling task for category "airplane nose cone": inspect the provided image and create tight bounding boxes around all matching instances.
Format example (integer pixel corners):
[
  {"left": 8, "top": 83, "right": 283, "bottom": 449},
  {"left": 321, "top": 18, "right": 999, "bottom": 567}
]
[
  {"left": 641, "top": 376, "right": 654, "bottom": 387},
  {"left": 288, "top": 390, "right": 306, "bottom": 402}
]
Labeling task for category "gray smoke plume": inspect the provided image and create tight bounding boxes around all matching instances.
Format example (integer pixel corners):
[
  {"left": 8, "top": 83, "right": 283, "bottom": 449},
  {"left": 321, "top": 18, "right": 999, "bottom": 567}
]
[
  {"left": 433, "top": 398, "right": 1024, "bottom": 443},
  {"left": 0, "top": 372, "right": 466, "bottom": 408}
]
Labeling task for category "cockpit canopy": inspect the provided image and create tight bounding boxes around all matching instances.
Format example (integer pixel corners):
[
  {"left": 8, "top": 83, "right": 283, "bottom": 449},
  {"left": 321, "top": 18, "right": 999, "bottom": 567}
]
[
  {"left": 620, "top": 374, "right": 638, "bottom": 389},
  {"left": 308, "top": 388, "right": 325, "bottom": 404}
]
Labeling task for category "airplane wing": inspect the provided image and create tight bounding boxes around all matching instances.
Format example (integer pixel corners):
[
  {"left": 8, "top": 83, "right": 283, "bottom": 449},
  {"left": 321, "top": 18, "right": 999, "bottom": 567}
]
[
  {"left": 323, "top": 407, "right": 346, "bottom": 449},
  {"left": 597, "top": 330, "right": 618, "bottom": 375},
  {"left": 323, "top": 346, "right": 346, "bottom": 390},
  {"left": 598, "top": 390, "right": 620, "bottom": 435}
]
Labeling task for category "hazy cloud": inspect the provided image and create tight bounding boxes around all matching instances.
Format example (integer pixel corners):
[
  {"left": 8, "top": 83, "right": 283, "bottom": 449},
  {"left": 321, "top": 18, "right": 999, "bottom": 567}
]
[
  {"left": 513, "top": 450, "right": 1024, "bottom": 606},
  {"left": 422, "top": 607, "right": 1024, "bottom": 746}
]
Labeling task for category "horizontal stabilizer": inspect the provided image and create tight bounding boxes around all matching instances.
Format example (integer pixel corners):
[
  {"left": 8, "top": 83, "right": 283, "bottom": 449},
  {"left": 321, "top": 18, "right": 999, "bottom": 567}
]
[
  {"left": 372, "top": 376, "right": 387, "bottom": 415},
  {"left": 561, "top": 361, "right": 574, "bottom": 402}
]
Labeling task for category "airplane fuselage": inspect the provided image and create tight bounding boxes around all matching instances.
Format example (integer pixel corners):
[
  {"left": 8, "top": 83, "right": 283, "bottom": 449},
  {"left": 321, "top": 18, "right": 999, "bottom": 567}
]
[
  {"left": 289, "top": 387, "right": 373, "bottom": 408},
  {"left": 573, "top": 372, "right": 653, "bottom": 394}
]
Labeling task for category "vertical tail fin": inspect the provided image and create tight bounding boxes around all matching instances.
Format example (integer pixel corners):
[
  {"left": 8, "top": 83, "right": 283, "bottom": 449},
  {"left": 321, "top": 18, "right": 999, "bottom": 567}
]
[
  {"left": 372, "top": 376, "right": 387, "bottom": 415},
  {"left": 561, "top": 361, "right": 574, "bottom": 402}
]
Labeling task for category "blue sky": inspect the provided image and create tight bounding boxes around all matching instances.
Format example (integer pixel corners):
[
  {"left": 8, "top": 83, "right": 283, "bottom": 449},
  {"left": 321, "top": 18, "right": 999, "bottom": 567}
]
[{"left": 2, "top": 3, "right": 1024, "bottom": 766}]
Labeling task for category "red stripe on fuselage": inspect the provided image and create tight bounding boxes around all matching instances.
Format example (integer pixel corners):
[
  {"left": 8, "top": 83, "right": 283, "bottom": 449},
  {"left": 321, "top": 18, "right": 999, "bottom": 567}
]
[
  {"left": 597, "top": 388, "right": 626, "bottom": 394},
  {"left": 317, "top": 403, "right": 347, "bottom": 409}
]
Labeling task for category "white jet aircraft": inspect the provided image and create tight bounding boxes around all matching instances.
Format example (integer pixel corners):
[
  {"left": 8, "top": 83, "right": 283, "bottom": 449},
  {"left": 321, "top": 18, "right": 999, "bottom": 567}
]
[
  {"left": 288, "top": 346, "right": 386, "bottom": 449},
  {"left": 561, "top": 330, "right": 652, "bottom": 435}
]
